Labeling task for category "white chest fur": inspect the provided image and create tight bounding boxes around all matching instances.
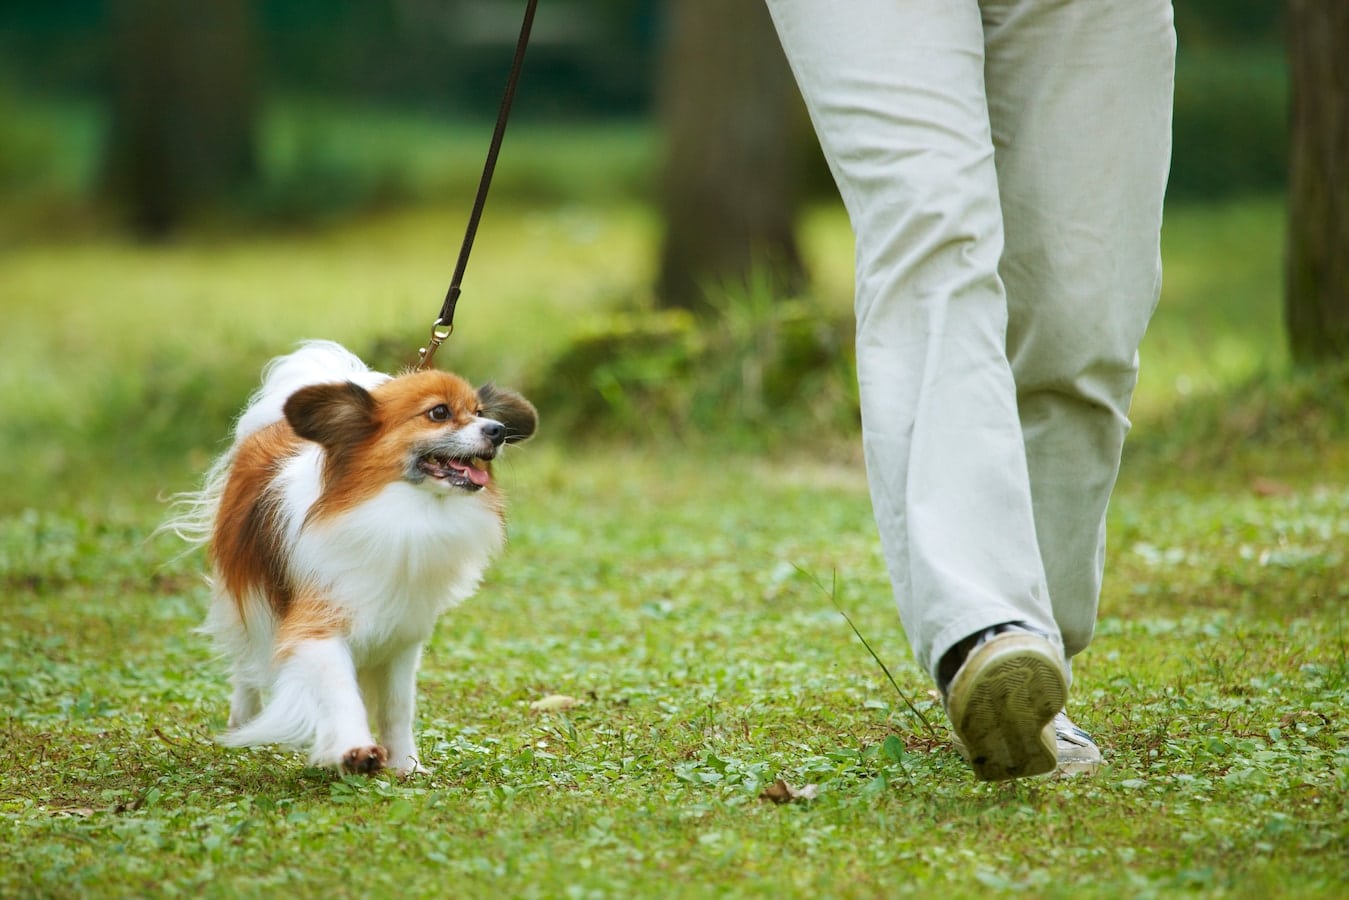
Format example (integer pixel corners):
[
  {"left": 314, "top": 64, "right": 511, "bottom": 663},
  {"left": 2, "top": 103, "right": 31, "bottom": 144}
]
[{"left": 278, "top": 449, "right": 505, "bottom": 658}]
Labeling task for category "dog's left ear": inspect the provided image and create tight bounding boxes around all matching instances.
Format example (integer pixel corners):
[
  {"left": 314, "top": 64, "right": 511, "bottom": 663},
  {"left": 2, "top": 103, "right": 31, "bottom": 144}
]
[
  {"left": 285, "top": 381, "right": 380, "bottom": 452},
  {"left": 477, "top": 383, "right": 538, "bottom": 443}
]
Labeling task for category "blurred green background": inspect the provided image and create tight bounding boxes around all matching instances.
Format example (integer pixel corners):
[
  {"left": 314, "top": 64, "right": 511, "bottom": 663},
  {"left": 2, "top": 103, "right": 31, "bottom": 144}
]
[{"left": 0, "top": 0, "right": 1288, "bottom": 217}]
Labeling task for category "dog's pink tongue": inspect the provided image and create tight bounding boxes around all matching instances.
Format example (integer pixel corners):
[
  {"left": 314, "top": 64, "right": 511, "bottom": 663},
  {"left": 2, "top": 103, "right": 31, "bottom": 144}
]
[{"left": 449, "top": 460, "right": 490, "bottom": 486}]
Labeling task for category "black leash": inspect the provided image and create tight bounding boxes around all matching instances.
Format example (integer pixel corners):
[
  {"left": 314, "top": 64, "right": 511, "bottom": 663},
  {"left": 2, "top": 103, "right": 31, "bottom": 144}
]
[{"left": 417, "top": 0, "right": 540, "bottom": 371}]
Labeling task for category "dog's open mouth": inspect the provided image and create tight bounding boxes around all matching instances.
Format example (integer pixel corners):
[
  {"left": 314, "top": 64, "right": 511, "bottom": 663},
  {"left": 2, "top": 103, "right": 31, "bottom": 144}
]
[{"left": 417, "top": 454, "right": 490, "bottom": 491}]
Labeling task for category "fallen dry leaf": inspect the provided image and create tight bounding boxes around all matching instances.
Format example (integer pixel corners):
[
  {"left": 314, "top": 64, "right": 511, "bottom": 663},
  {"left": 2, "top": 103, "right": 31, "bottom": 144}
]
[
  {"left": 759, "top": 779, "right": 819, "bottom": 804},
  {"left": 1251, "top": 477, "right": 1293, "bottom": 497},
  {"left": 528, "top": 694, "right": 581, "bottom": 713},
  {"left": 48, "top": 807, "right": 96, "bottom": 818}
]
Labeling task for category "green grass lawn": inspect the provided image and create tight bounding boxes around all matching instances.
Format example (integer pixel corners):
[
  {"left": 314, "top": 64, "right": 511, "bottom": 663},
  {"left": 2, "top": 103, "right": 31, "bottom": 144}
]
[{"left": 2, "top": 188, "right": 1346, "bottom": 896}]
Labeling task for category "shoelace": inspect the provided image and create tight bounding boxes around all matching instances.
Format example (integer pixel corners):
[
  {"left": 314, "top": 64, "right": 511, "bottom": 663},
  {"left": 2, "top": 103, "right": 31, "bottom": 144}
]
[{"left": 1052, "top": 712, "right": 1096, "bottom": 748}]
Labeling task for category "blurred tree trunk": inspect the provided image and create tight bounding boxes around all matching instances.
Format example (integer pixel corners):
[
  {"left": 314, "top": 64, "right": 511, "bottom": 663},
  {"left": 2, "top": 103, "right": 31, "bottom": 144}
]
[
  {"left": 103, "top": 0, "right": 259, "bottom": 237},
  {"left": 656, "top": 0, "right": 805, "bottom": 313},
  {"left": 1285, "top": 0, "right": 1349, "bottom": 363}
]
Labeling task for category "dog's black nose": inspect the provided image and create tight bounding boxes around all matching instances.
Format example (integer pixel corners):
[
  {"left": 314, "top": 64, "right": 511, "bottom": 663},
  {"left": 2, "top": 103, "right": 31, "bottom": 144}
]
[{"left": 481, "top": 420, "right": 506, "bottom": 446}]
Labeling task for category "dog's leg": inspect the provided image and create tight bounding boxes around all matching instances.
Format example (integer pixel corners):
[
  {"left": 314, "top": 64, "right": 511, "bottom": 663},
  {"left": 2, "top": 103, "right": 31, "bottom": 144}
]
[
  {"left": 227, "top": 677, "right": 263, "bottom": 729},
  {"left": 222, "top": 634, "right": 386, "bottom": 773},
  {"left": 291, "top": 637, "right": 385, "bottom": 773},
  {"left": 277, "top": 595, "right": 383, "bottom": 773},
  {"left": 373, "top": 643, "right": 428, "bottom": 775},
  {"left": 204, "top": 591, "right": 271, "bottom": 730}
]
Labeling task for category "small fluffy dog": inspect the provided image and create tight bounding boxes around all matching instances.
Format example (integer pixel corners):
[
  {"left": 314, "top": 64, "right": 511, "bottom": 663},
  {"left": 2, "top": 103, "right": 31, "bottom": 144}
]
[{"left": 170, "top": 341, "right": 536, "bottom": 774}]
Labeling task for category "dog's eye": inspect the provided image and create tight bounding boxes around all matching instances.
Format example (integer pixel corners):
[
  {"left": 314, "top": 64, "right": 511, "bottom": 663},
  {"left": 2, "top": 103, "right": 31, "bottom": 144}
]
[{"left": 427, "top": 404, "right": 452, "bottom": 422}]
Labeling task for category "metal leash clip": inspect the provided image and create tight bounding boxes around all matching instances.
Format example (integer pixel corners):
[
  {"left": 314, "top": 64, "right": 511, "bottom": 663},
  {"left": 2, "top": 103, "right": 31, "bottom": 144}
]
[{"left": 417, "top": 319, "right": 454, "bottom": 370}]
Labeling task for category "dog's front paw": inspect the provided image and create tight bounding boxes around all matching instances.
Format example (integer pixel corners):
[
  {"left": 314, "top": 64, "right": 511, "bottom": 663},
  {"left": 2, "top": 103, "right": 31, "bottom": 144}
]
[{"left": 341, "top": 745, "right": 388, "bottom": 774}]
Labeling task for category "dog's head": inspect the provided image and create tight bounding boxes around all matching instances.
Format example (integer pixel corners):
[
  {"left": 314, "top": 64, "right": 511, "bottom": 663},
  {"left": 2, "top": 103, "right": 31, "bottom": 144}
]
[{"left": 283, "top": 370, "right": 537, "bottom": 498}]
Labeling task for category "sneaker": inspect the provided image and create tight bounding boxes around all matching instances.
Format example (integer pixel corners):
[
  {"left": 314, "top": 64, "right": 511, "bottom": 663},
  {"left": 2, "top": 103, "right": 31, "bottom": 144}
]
[
  {"left": 941, "top": 624, "right": 1067, "bottom": 782},
  {"left": 1052, "top": 711, "right": 1102, "bottom": 776}
]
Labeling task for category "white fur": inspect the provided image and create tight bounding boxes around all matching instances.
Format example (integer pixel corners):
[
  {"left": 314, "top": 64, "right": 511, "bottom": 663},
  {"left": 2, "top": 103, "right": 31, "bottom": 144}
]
[
  {"left": 234, "top": 339, "right": 390, "bottom": 441},
  {"left": 171, "top": 341, "right": 512, "bottom": 774}
]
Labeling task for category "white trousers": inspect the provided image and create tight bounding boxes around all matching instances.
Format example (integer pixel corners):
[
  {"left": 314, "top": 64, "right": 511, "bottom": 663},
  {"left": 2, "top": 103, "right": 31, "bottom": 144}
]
[{"left": 766, "top": 0, "right": 1175, "bottom": 680}]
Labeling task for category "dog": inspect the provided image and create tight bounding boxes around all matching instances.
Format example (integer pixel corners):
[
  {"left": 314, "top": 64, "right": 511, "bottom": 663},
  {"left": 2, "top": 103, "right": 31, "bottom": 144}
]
[{"left": 168, "top": 341, "right": 537, "bottom": 774}]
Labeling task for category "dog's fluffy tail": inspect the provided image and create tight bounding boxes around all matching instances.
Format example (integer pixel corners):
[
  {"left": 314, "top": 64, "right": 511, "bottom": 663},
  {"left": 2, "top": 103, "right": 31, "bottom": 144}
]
[
  {"left": 159, "top": 450, "right": 234, "bottom": 550},
  {"left": 219, "top": 679, "right": 320, "bottom": 753}
]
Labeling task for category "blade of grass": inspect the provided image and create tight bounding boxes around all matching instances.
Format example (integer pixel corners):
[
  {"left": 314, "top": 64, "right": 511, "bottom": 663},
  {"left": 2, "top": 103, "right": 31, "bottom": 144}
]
[{"left": 796, "top": 565, "right": 940, "bottom": 742}]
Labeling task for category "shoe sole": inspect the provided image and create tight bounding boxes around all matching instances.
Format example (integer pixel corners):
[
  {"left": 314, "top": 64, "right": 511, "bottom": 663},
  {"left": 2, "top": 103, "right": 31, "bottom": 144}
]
[
  {"left": 947, "top": 633, "right": 1067, "bottom": 782},
  {"left": 1056, "top": 757, "right": 1102, "bottom": 777}
]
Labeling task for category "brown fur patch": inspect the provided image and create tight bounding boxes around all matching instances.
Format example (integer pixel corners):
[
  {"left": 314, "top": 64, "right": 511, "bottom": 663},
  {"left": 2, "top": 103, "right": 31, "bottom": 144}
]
[
  {"left": 212, "top": 422, "right": 299, "bottom": 618},
  {"left": 275, "top": 591, "right": 351, "bottom": 660}
]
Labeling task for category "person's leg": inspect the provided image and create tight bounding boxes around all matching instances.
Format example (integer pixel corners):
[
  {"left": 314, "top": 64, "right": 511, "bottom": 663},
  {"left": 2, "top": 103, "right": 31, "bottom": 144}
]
[
  {"left": 982, "top": 0, "right": 1176, "bottom": 660},
  {"left": 764, "top": 0, "right": 1058, "bottom": 680}
]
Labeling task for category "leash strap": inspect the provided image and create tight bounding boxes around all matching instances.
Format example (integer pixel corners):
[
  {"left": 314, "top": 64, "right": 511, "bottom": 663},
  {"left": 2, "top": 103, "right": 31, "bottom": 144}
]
[{"left": 418, "top": 0, "right": 540, "bottom": 371}]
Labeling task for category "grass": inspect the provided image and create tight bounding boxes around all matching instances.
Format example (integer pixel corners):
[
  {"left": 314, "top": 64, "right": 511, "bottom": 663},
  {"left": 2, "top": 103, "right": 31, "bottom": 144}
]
[
  {"left": 2, "top": 124, "right": 1347, "bottom": 894},
  {"left": 3, "top": 449, "right": 1346, "bottom": 896}
]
